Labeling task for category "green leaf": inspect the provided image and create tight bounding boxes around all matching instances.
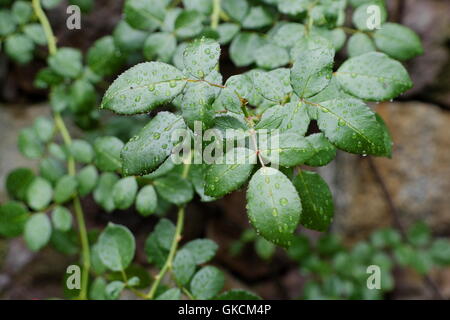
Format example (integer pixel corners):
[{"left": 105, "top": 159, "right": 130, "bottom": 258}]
[
  {"left": 77, "top": 165, "right": 98, "bottom": 196},
  {"left": 154, "top": 174, "right": 193, "bottom": 205},
  {"left": 252, "top": 69, "right": 292, "bottom": 103},
  {"left": 347, "top": 32, "right": 376, "bottom": 57},
  {"left": 183, "top": 38, "right": 220, "bottom": 79},
  {"left": 314, "top": 98, "right": 391, "bottom": 156},
  {"left": 374, "top": 23, "right": 423, "bottom": 61},
  {"left": 24, "top": 213, "right": 52, "bottom": 251},
  {"left": 190, "top": 266, "right": 225, "bottom": 300},
  {"left": 48, "top": 47, "right": 83, "bottom": 78},
  {"left": 42, "top": 0, "right": 63, "bottom": 9},
  {"left": 290, "top": 36, "right": 334, "bottom": 98},
  {"left": 183, "top": 0, "right": 212, "bottom": 15},
  {"left": 121, "top": 112, "right": 186, "bottom": 176},
  {"left": 254, "top": 43, "right": 289, "bottom": 70},
  {"left": 26, "top": 177, "right": 53, "bottom": 211},
  {"left": 335, "top": 52, "right": 412, "bottom": 101},
  {"left": 256, "top": 99, "right": 310, "bottom": 136},
  {"left": 0, "top": 201, "right": 29, "bottom": 237},
  {"left": 173, "top": 249, "right": 196, "bottom": 286},
  {"left": 70, "top": 139, "right": 94, "bottom": 164},
  {"left": 304, "top": 133, "right": 337, "bottom": 166},
  {"left": 135, "top": 185, "right": 158, "bottom": 216},
  {"left": 91, "top": 243, "right": 107, "bottom": 274},
  {"left": 430, "top": 239, "right": 450, "bottom": 265},
  {"left": 352, "top": 2, "right": 387, "bottom": 31},
  {"left": 407, "top": 222, "right": 430, "bottom": 247},
  {"left": 247, "top": 167, "right": 302, "bottom": 247},
  {"left": 6, "top": 168, "right": 35, "bottom": 201},
  {"left": 93, "top": 136, "right": 124, "bottom": 172},
  {"left": 87, "top": 36, "right": 123, "bottom": 77},
  {"left": 270, "top": 23, "right": 305, "bottom": 49},
  {"left": 242, "top": 6, "right": 275, "bottom": 29},
  {"left": 145, "top": 233, "right": 168, "bottom": 268},
  {"left": 89, "top": 277, "right": 107, "bottom": 300},
  {"left": 156, "top": 288, "right": 181, "bottom": 300},
  {"left": 112, "top": 177, "right": 138, "bottom": 210},
  {"left": 105, "top": 281, "right": 125, "bottom": 300},
  {"left": 312, "top": 27, "right": 346, "bottom": 51},
  {"left": 205, "top": 148, "right": 256, "bottom": 198},
  {"left": 216, "top": 289, "right": 261, "bottom": 300},
  {"left": 230, "top": 32, "right": 266, "bottom": 67},
  {"left": 18, "top": 127, "right": 44, "bottom": 159},
  {"left": 101, "top": 62, "right": 186, "bottom": 115},
  {"left": 217, "top": 23, "right": 240, "bottom": 44},
  {"left": 213, "top": 87, "right": 242, "bottom": 114},
  {"left": 98, "top": 223, "right": 136, "bottom": 271},
  {"left": 50, "top": 85, "right": 69, "bottom": 112},
  {"left": 33, "top": 117, "right": 54, "bottom": 143},
  {"left": 143, "top": 32, "right": 176, "bottom": 63},
  {"left": 23, "top": 24, "right": 47, "bottom": 45},
  {"left": 293, "top": 170, "right": 334, "bottom": 231},
  {"left": 255, "top": 237, "right": 276, "bottom": 260},
  {"left": 54, "top": 175, "right": 78, "bottom": 204},
  {"left": 277, "top": 0, "right": 309, "bottom": 15},
  {"left": 94, "top": 172, "right": 119, "bottom": 212},
  {"left": 222, "top": 0, "right": 249, "bottom": 22},
  {"left": 181, "top": 81, "right": 216, "bottom": 129},
  {"left": 0, "top": 10, "right": 17, "bottom": 36},
  {"left": 39, "top": 158, "right": 65, "bottom": 184},
  {"left": 12, "top": 1, "right": 33, "bottom": 25},
  {"left": 183, "top": 239, "right": 218, "bottom": 264},
  {"left": 69, "top": 79, "right": 97, "bottom": 113},
  {"left": 4, "top": 34, "right": 34, "bottom": 64},
  {"left": 113, "top": 20, "right": 148, "bottom": 52},
  {"left": 259, "top": 132, "right": 314, "bottom": 167},
  {"left": 124, "top": 0, "right": 164, "bottom": 31},
  {"left": 174, "top": 10, "right": 203, "bottom": 39},
  {"left": 51, "top": 206, "right": 73, "bottom": 232},
  {"left": 154, "top": 218, "right": 175, "bottom": 250}
]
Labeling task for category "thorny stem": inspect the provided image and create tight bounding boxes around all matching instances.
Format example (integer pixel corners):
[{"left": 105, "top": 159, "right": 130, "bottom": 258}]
[
  {"left": 31, "top": 0, "right": 57, "bottom": 56},
  {"left": 211, "top": 0, "right": 221, "bottom": 30},
  {"left": 33, "top": 0, "right": 90, "bottom": 300},
  {"left": 146, "top": 206, "right": 186, "bottom": 299}
]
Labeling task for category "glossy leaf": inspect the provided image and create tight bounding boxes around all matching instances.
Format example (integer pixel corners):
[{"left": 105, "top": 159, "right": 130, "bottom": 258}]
[
  {"left": 54, "top": 175, "right": 78, "bottom": 204},
  {"left": 121, "top": 112, "right": 186, "bottom": 176},
  {"left": 112, "top": 177, "right": 138, "bottom": 210},
  {"left": 173, "top": 249, "right": 196, "bottom": 286},
  {"left": 293, "top": 170, "right": 334, "bottom": 231},
  {"left": 135, "top": 185, "right": 158, "bottom": 216},
  {"left": 290, "top": 36, "right": 335, "bottom": 98},
  {"left": 183, "top": 239, "right": 218, "bottom": 265},
  {"left": 374, "top": 23, "right": 424, "bottom": 61},
  {"left": 26, "top": 177, "right": 53, "bottom": 211},
  {"left": 314, "top": 98, "right": 391, "bottom": 156},
  {"left": 51, "top": 206, "right": 73, "bottom": 232},
  {"left": 335, "top": 52, "right": 412, "bottom": 101},
  {"left": 98, "top": 223, "right": 136, "bottom": 271},
  {"left": 205, "top": 148, "right": 256, "bottom": 198},
  {"left": 24, "top": 213, "right": 52, "bottom": 252},
  {"left": 246, "top": 167, "right": 302, "bottom": 247},
  {"left": 190, "top": 266, "right": 225, "bottom": 300},
  {"left": 183, "top": 38, "right": 220, "bottom": 79},
  {"left": 101, "top": 62, "right": 186, "bottom": 115},
  {"left": 93, "top": 136, "right": 124, "bottom": 172},
  {"left": 0, "top": 201, "right": 29, "bottom": 237}
]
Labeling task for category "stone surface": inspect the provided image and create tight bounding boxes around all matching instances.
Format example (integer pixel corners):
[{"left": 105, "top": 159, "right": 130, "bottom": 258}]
[
  {"left": 328, "top": 101, "right": 450, "bottom": 239},
  {"left": 0, "top": 104, "right": 50, "bottom": 202},
  {"left": 400, "top": 0, "right": 450, "bottom": 102}
]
